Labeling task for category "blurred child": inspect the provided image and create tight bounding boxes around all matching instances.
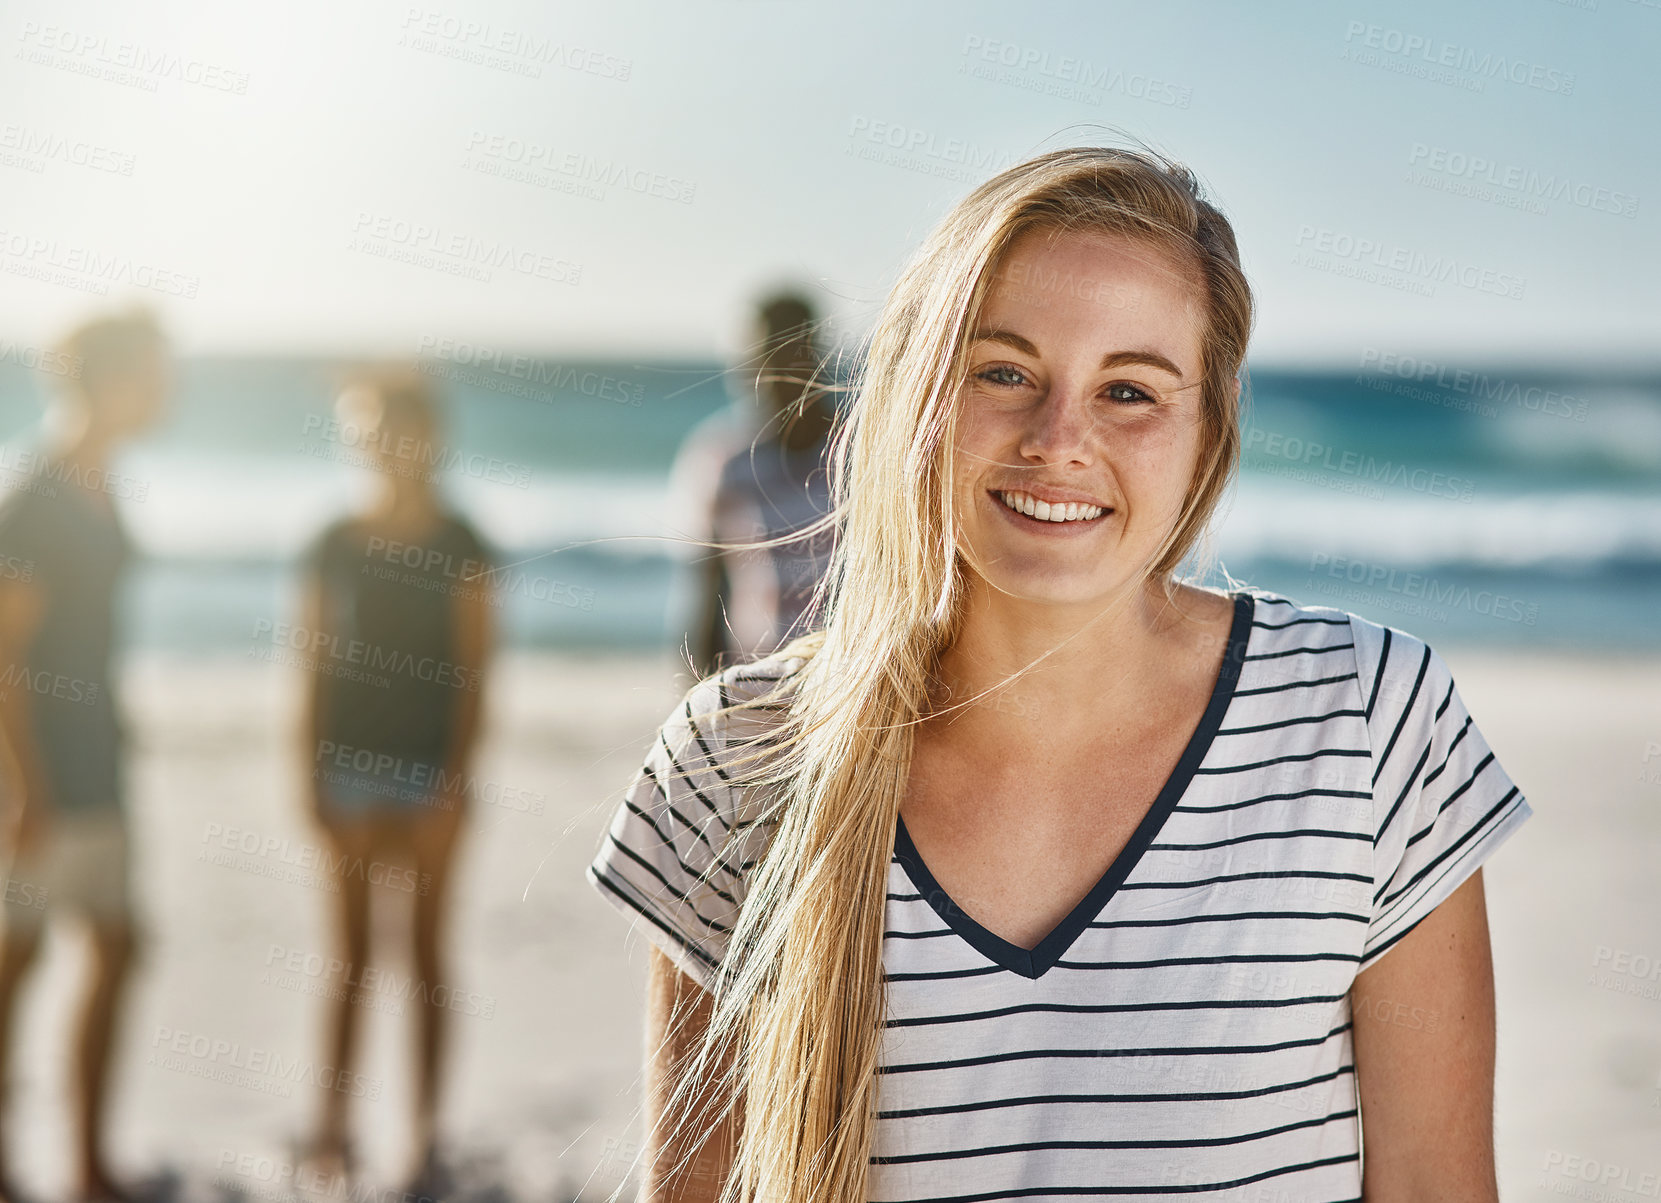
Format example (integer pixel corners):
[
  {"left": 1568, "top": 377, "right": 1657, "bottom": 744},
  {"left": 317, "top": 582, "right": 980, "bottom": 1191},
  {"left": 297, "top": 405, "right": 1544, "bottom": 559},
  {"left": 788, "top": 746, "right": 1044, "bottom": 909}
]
[{"left": 296, "top": 371, "right": 492, "bottom": 1191}]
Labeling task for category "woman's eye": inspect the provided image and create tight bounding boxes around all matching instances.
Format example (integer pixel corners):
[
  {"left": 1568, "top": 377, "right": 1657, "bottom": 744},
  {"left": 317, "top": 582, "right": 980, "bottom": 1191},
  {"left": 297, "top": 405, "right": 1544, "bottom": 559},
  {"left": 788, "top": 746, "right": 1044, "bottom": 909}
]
[
  {"left": 1105, "top": 382, "right": 1155, "bottom": 405},
  {"left": 976, "top": 365, "right": 1029, "bottom": 388}
]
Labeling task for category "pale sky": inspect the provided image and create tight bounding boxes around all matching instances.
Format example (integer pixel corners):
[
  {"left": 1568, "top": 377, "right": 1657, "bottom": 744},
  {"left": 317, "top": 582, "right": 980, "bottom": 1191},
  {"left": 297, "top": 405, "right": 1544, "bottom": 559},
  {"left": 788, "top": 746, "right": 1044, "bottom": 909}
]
[{"left": 2, "top": 0, "right": 1656, "bottom": 366}]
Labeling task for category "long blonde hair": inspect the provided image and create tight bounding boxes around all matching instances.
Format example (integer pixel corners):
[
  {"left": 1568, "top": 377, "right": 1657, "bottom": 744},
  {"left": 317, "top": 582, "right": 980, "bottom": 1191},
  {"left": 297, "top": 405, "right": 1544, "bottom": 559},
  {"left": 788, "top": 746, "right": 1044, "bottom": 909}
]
[{"left": 645, "top": 144, "right": 1255, "bottom": 1203}]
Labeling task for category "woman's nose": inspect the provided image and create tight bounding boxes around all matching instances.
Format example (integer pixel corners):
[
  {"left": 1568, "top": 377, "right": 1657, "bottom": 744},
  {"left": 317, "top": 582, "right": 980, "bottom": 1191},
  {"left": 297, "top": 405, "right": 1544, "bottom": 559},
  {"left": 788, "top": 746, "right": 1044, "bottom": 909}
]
[{"left": 1018, "top": 384, "right": 1096, "bottom": 464}]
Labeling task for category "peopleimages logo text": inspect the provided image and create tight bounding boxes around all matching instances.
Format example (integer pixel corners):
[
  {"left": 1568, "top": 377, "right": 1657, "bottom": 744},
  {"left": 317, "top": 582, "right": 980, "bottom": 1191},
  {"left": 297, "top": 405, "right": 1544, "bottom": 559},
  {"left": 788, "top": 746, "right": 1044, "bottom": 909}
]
[
  {"left": 1244, "top": 428, "right": 1475, "bottom": 502},
  {"left": 1294, "top": 225, "right": 1524, "bottom": 300},
  {"left": 1341, "top": 22, "right": 1575, "bottom": 94},
  {"left": 1408, "top": 144, "right": 1637, "bottom": 218},
  {"left": 1308, "top": 554, "right": 1539, "bottom": 626}
]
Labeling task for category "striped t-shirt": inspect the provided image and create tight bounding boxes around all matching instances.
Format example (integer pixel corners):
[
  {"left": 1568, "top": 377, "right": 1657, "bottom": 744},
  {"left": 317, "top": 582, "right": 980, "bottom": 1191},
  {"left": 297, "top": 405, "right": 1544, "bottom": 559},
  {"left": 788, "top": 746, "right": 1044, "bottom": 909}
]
[{"left": 586, "top": 586, "right": 1534, "bottom": 1201}]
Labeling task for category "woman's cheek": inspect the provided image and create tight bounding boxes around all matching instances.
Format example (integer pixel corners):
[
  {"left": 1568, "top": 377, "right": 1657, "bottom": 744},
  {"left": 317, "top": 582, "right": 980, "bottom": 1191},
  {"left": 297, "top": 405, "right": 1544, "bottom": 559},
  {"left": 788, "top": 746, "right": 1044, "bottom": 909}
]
[
  {"left": 950, "top": 414, "right": 1015, "bottom": 493},
  {"left": 1119, "top": 411, "right": 1194, "bottom": 471}
]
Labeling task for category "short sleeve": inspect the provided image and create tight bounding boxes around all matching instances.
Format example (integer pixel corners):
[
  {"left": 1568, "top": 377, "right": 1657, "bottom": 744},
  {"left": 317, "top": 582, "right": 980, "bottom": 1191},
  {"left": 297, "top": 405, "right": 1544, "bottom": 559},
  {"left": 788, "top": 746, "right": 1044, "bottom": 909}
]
[
  {"left": 1351, "top": 617, "right": 1534, "bottom": 973},
  {"left": 586, "top": 667, "right": 784, "bottom": 993}
]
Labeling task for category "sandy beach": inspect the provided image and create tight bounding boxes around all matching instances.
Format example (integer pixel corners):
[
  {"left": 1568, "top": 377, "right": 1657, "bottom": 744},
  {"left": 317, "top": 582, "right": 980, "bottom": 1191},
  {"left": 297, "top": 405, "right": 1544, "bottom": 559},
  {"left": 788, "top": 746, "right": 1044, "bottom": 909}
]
[{"left": 2, "top": 644, "right": 1655, "bottom": 1202}]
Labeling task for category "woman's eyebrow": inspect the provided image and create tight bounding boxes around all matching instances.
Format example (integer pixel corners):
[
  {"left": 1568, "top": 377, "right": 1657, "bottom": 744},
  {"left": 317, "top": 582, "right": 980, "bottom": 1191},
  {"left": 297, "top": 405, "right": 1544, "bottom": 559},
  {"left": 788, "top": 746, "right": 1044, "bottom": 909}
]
[
  {"left": 971, "top": 329, "right": 1184, "bottom": 381},
  {"left": 1100, "top": 349, "right": 1184, "bottom": 379},
  {"left": 971, "top": 327, "right": 1039, "bottom": 356}
]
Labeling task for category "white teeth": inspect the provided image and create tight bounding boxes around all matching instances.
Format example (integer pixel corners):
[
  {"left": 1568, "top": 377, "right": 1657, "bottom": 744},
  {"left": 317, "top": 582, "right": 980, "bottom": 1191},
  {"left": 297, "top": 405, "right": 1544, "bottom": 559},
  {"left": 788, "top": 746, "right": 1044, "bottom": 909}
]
[{"left": 996, "top": 491, "right": 1105, "bottom": 523}]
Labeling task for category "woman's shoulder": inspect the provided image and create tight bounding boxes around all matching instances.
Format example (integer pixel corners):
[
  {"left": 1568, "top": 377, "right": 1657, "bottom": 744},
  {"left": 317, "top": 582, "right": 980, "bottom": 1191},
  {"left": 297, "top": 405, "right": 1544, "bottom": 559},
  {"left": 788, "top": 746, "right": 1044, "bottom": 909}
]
[
  {"left": 681, "top": 649, "right": 808, "bottom": 739},
  {"left": 1233, "top": 581, "right": 1404, "bottom": 642},
  {"left": 627, "top": 650, "right": 807, "bottom": 849},
  {"left": 1233, "top": 583, "right": 1447, "bottom": 713},
  {"left": 663, "top": 649, "right": 804, "bottom": 777}
]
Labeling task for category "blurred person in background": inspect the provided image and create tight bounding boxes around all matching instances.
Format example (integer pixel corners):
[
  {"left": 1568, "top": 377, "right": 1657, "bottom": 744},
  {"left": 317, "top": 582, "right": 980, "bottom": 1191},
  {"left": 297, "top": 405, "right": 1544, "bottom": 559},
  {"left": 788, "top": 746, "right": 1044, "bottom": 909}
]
[
  {"left": 0, "top": 306, "right": 170, "bottom": 1203},
  {"left": 296, "top": 371, "right": 492, "bottom": 1193},
  {"left": 671, "top": 289, "right": 839, "bottom": 681}
]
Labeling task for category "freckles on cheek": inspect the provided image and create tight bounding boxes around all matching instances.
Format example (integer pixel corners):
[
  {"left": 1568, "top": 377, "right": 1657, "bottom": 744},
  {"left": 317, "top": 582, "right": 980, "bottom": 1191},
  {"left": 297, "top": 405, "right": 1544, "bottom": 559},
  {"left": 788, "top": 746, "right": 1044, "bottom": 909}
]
[
  {"left": 1111, "top": 414, "right": 1182, "bottom": 469},
  {"left": 1115, "top": 418, "right": 1202, "bottom": 512},
  {"left": 957, "top": 398, "right": 1008, "bottom": 439},
  {"left": 954, "top": 407, "right": 1016, "bottom": 475}
]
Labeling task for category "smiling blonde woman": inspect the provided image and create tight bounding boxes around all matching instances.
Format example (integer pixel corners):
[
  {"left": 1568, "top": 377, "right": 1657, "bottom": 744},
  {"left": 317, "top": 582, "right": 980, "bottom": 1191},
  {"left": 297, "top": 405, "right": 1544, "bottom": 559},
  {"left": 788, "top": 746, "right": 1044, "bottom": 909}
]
[{"left": 586, "top": 145, "right": 1532, "bottom": 1203}]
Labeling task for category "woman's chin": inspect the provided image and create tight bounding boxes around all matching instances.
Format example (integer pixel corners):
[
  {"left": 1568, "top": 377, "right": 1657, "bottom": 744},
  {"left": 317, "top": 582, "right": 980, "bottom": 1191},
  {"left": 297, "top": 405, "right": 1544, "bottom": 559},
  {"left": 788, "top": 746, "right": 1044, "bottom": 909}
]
[{"left": 977, "top": 567, "right": 1130, "bottom": 610}]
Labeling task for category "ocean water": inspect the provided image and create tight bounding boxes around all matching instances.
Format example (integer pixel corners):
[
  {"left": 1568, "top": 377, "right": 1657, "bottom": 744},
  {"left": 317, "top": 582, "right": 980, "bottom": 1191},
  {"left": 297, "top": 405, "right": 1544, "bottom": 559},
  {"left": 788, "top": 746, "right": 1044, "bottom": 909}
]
[{"left": 0, "top": 354, "right": 1656, "bottom": 653}]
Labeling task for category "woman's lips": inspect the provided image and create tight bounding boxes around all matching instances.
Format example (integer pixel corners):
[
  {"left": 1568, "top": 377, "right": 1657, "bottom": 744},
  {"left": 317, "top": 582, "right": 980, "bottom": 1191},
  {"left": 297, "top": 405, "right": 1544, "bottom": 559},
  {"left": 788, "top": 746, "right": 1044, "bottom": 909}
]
[{"left": 989, "top": 488, "right": 1113, "bottom": 531}]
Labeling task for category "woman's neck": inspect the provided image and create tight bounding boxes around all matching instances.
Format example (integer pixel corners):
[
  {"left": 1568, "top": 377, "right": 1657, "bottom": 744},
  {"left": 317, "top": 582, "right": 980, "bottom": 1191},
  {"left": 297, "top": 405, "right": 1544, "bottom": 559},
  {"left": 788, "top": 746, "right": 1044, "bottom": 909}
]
[{"left": 926, "top": 577, "right": 1227, "bottom": 740}]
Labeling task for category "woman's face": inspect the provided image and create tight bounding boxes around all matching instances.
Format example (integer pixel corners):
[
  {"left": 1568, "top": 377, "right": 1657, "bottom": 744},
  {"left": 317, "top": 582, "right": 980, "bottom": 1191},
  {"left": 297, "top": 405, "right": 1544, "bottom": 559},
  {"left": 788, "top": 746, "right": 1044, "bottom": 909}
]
[{"left": 950, "top": 227, "right": 1211, "bottom": 608}]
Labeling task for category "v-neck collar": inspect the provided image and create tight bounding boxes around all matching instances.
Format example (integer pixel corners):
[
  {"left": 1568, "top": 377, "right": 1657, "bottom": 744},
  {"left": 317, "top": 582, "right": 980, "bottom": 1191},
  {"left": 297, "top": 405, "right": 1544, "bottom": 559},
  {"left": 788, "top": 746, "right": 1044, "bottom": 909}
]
[{"left": 892, "top": 590, "right": 1255, "bottom": 980}]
